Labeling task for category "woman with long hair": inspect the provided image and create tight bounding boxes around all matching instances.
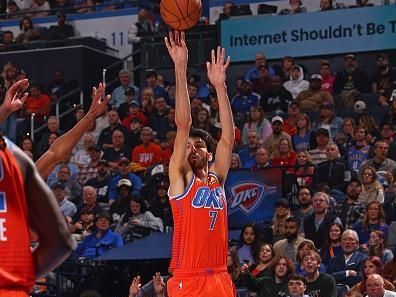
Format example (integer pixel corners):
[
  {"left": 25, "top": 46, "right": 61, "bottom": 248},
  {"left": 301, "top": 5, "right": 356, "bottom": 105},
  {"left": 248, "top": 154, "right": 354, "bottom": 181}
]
[
  {"left": 291, "top": 113, "right": 316, "bottom": 152},
  {"left": 249, "top": 243, "right": 275, "bottom": 278},
  {"left": 368, "top": 230, "right": 394, "bottom": 264},
  {"left": 271, "top": 138, "right": 297, "bottom": 173},
  {"left": 230, "top": 153, "right": 242, "bottom": 169},
  {"left": 237, "top": 223, "right": 261, "bottom": 265},
  {"left": 335, "top": 117, "right": 355, "bottom": 154},
  {"left": 140, "top": 87, "right": 155, "bottom": 116},
  {"left": 242, "top": 105, "right": 272, "bottom": 145},
  {"left": 352, "top": 201, "right": 389, "bottom": 244},
  {"left": 358, "top": 113, "right": 379, "bottom": 143},
  {"left": 347, "top": 256, "right": 395, "bottom": 297},
  {"left": 320, "top": 222, "right": 344, "bottom": 268},
  {"left": 192, "top": 107, "right": 218, "bottom": 139},
  {"left": 294, "top": 150, "right": 316, "bottom": 187},
  {"left": 227, "top": 246, "right": 244, "bottom": 286},
  {"left": 358, "top": 166, "right": 385, "bottom": 205}
]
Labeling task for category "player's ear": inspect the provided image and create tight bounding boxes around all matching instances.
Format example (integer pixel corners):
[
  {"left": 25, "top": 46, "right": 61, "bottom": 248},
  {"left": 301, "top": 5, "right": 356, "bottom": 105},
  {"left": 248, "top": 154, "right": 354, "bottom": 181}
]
[{"left": 207, "top": 152, "right": 213, "bottom": 162}]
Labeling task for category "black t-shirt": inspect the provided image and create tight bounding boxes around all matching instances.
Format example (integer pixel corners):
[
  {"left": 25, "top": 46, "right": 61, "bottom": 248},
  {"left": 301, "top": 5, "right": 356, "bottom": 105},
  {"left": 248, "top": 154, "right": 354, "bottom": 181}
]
[{"left": 306, "top": 272, "right": 337, "bottom": 297}]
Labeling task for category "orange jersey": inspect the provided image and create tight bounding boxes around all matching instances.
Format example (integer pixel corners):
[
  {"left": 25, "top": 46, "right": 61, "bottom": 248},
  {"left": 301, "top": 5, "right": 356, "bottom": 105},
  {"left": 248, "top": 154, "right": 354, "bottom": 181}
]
[
  {"left": 169, "top": 172, "right": 228, "bottom": 271},
  {"left": 0, "top": 139, "right": 34, "bottom": 292}
]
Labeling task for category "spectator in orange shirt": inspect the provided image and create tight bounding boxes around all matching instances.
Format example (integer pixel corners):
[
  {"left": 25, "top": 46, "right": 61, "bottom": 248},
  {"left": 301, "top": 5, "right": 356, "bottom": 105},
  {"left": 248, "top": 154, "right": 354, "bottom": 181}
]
[
  {"left": 131, "top": 126, "right": 162, "bottom": 168},
  {"left": 21, "top": 82, "right": 51, "bottom": 122}
]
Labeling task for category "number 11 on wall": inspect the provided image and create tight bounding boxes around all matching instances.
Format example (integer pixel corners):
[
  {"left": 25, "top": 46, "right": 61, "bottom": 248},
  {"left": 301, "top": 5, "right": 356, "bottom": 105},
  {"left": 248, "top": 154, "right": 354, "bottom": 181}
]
[{"left": 111, "top": 32, "right": 124, "bottom": 47}]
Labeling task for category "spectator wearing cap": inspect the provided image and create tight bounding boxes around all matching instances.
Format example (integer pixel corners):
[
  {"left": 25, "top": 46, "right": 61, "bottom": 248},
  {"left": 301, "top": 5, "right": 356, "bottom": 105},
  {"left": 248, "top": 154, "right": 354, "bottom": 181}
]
[
  {"left": 334, "top": 179, "right": 365, "bottom": 229},
  {"left": 334, "top": 54, "right": 370, "bottom": 95},
  {"left": 103, "top": 129, "right": 132, "bottom": 168},
  {"left": 49, "top": 11, "right": 75, "bottom": 40},
  {"left": 316, "top": 143, "right": 351, "bottom": 191},
  {"left": 371, "top": 53, "right": 396, "bottom": 96},
  {"left": 131, "top": 126, "right": 162, "bottom": 168},
  {"left": 312, "top": 102, "right": 342, "bottom": 139},
  {"left": 272, "top": 198, "right": 292, "bottom": 243},
  {"left": 238, "top": 130, "right": 260, "bottom": 169},
  {"left": 319, "top": 0, "right": 333, "bottom": 11},
  {"left": 309, "top": 128, "right": 330, "bottom": 165},
  {"left": 295, "top": 74, "right": 334, "bottom": 112},
  {"left": 121, "top": 98, "right": 148, "bottom": 131},
  {"left": 117, "top": 87, "right": 137, "bottom": 120},
  {"left": 302, "top": 192, "right": 342, "bottom": 250},
  {"left": 144, "top": 69, "right": 170, "bottom": 104},
  {"left": 283, "top": 65, "right": 309, "bottom": 99},
  {"left": 108, "top": 157, "right": 142, "bottom": 205},
  {"left": 97, "top": 110, "right": 131, "bottom": 150},
  {"left": 77, "top": 144, "right": 103, "bottom": 186},
  {"left": 274, "top": 216, "right": 312, "bottom": 264},
  {"left": 110, "top": 69, "right": 140, "bottom": 109},
  {"left": 260, "top": 75, "right": 293, "bottom": 114},
  {"left": 109, "top": 178, "right": 134, "bottom": 220},
  {"left": 244, "top": 52, "right": 276, "bottom": 83},
  {"left": 263, "top": 116, "right": 291, "bottom": 156},
  {"left": 85, "top": 159, "right": 111, "bottom": 203},
  {"left": 74, "top": 210, "right": 123, "bottom": 259},
  {"left": 50, "top": 163, "right": 81, "bottom": 204},
  {"left": 230, "top": 79, "right": 260, "bottom": 129},
  {"left": 252, "top": 63, "right": 272, "bottom": 95},
  {"left": 141, "top": 158, "right": 170, "bottom": 201},
  {"left": 71, "top": 133, "right": 95, "bottom": 168},
  {"left": 52, "top": 181, "right": 77, "bottom": 217},
  {"left": 319, "top": 60, "right": 335, "bottom": 95}
]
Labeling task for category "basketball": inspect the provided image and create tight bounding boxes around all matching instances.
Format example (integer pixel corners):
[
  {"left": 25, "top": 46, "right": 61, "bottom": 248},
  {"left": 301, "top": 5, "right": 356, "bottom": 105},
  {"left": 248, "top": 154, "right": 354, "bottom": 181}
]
[{"left": 160, "top": 0, "right": 202, "bottom": 30}]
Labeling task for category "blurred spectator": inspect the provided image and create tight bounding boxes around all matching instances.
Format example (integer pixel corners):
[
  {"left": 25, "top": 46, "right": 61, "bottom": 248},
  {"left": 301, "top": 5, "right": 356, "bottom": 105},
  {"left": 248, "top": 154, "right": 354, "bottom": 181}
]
[
  {"left": 379, "top": 123, "right": 396, "bottom": 161},
  {"left": 334, "top": 54, "right": 370, "bottom": 96},
  {"left": 287, "top": 274, "right": 309, "bottom": 297},
  {"left": 352, "top": 201, "right": 389, "bottom": 244},
  {"left": 320, "top": 60, "right": 335, "bottom": 95},
  {"left": 245, "top": 52, "right": 276, "bottom": 82},
  {"left": 192, "top": 108, "right": 218, "bottom": 140},
  {"left": 46, "top": 157, "right": 80, "bottom": 186},
  {"left": 111, "top": 69, "right": 140, "bottom": 109},
  {"left": 122, "top": 99, "right": 148, "bottom": 131},
  {"left": 77, "top": 144, "right": 102, "bottom": 185},
  {"left": 319, "top": 0, "right": 333, "bottom": 11},
  {"left": 345, "top": 125, "right": 371, "bottom": 174},
  {"left": 292, "top": 113, "right": 316, "bottom": 152},
  {"left": 283, "top": 101, "right": 300, "bottom": 136},
  {"left": 230, "top": 153, "right": 242, "bottom": 169},
  {"left": 260, "top": 75, "right": 293, "bottom": 114},
  {"left": 368, "top": 230, "right": 394, "bottom": 264},
  {"left": 335, "top": 118, "right": 355, "bottom": 155},
  {"left": 358, "top": 166, "right": 385, "bottom": 205},
  {"left": 356, "top": 0, "right": 374, "bottom": 7},
  {"left": 6, "top": 0, "right": 21, "bottom": 19},
  {"left": 283, "top": 65, "right": 309, "bottom": 99},
  {"left": 271, "top": 138, "right": 297, "bottom": 169},
  {"left": 216, "top": 1, "right": 234, "bottom": 22},
  {"left": 140, "top": 87, "right": 155, "bottom": 115},
  {"left": 279, "top": 0, "right": 307, "bottom": 14},
  {"left": 103, "top": 129, "right": 132, "bottom": 167},
  {"left": 51, "top": 163, "right": 82, "bottom": 204},
  {"left": 141, "top": 159, "right": 169, "bottom": 202},
  {"left": 248, "top": 243, "right": 274, "bottom": 278},
  {"left": 52, "top": 181, "right": 77, "bottom": 217},
  {"left": 118, "top": 88, "right": 140, "bottom": 121},
  {"left": 131, "top": 126, "right": 162, "bottom": 169},
  {"left": 252, "top": 147, "right": 271, "bottom": 170},
  {"left": 62, "top": 104, "right": 84, "bottom": 132},
  {"left": 292, "top": 186, "right": 314, "bottom": 221},
  {"left": 74, "top": 185, "right": 103, "bottom": 220},
  {"left": 241, "top": 105, "right": 272, "bottom": 145},
  {"left": 272, "top": 198, "right": 292, "bottom": 243},
  {"left": 15, "top": 16, "right": 41, "bottom": 44},
  {"left": 371, "top": 53, "right": 396, "bottom": 96},
  {"left": 71, "top": 133, "right": 95, "bottom": 168},
  {"left": 296, "top": 75, "right": 334, "bottom": 112},
  {"left": 115, "top": 197, "right": 164, "bottom": 242},
  {"left": 85, "top": 159, "right": 111, "bottom": 203},
  {"left": 231, "top": 79, "right": 260, "bottom": 128},
  {"left": 148, "top": 96, "right": 171, "bottom": 142},
  {"left": 309, "top": 128, "right": 330, "bottom": 165},
  {"left": 144, "top": 69, "right": 169, "bottom": 103},
  {"left": 49, "top": 11, "right": 75, "bottom": 40},
  {"left": 36, "top": 116, "right": 63, "bottom": 155},
  {"left": 238, "top": 130, "right": 259, "bottom": 168},
  {"left": 97, "top": 110, "right": 131, "bottom": 150},
  {"left": 75, "top": 211, "right": 123, "bottom": 259},
  {"left": 108, "top": 157, "right": 142, "bottom": 204},
  {"left": 365, "top": 274, "right": 396, "bottom": 297},
  {"left": 277, "top": 56, "right": 295, "bottom": 82},
  {"left": 71, "top": 207, "right": 95, "bottom": 241},
  {"left": 263, "top": 116, "right": 291, "bottom": 156},
  {"left": 29, "top": 0, "right": 50, "bottom": 17},
  {"left": 0, "top": 31, "right": 16, "bottom": 51},
  {"left": 313, "top": 102, "right": 342, "bottom": 139},
  {"left": 293, "top": 151, "right": 315, "bottom": 188},
  {"left": 148, "top": 181, "right": 172, "bottom": 228},
  {"left": 51, "top": 0, "right": 75, "bottom": 14},
  {"left": 19, "top": 136, "right": 37, "bottom": 160},
  {"left": 252, "top": 63, "right": 272, "bottom": 95},
  {"left": 320, "top": 222, "right": 344, "bottom": 267},
  {"left": 237, "top": 223, "right": 261, "bottom": 265},
  {"left": 46, "top": 70, "right": 75, "bottom": 103},
  {"left": 382, "top": 100, "right": 396, "bottom": 131}
]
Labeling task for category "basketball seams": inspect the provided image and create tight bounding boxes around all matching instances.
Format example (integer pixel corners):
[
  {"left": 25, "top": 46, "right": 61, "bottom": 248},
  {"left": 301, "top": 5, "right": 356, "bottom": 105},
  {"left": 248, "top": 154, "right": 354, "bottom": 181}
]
[
  {"left": 160, "top": 3, "right": 182, "bottom": 28},
  {"left": 173, "top": 0, "right": 191, "bottom": 29},
  {"left": 161, "top": 0, "right": 201, "bottom": 30}
]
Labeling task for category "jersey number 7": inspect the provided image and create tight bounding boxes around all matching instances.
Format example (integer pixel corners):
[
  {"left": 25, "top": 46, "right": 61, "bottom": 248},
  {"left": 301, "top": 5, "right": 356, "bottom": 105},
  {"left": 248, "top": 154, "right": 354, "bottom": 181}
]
[{"left": 209, "top": 210, "right": 218, "bottom": 231}]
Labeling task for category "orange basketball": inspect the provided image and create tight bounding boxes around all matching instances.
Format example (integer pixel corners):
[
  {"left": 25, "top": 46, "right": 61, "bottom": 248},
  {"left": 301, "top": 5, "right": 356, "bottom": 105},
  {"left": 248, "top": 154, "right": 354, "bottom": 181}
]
[{"left": 160, "top": 0, "right": 202, "bottom": 30}]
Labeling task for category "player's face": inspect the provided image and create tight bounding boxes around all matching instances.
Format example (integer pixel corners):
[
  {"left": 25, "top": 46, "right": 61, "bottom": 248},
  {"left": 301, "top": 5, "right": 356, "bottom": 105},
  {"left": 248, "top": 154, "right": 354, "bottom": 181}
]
[
  {"left": 242, "top": 227, "right": 255, "bottom": 245},
  {"left": 186, "top": 137, "right": 210, "bottom": 170}
]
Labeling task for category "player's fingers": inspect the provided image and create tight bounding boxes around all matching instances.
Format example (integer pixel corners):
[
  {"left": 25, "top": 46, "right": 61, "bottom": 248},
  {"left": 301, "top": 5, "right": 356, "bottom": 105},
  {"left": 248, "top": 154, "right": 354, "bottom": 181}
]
[
  {"left": 211, "top": 49, "right": 215, "bottom": 65},
  {"left": 169, "top": 31, "right": 175, "bottom": 47},
  {"left": 224, "top": 56, "right": 231, "bottom": 69},
  {"left": 175, "top": 30, "right": 179, "bottom": 46},
  {"left": 181, "top": 31, "right": 185, "bottom": 41},
  {"left": 220, "top": 47, "right": 225, "bottom": 65},
  {"left": 216, "top": 46, "right": 221, "bottom": 64},
  {"left": 164, "top": 37, "right": 171, "bottom": 50}
]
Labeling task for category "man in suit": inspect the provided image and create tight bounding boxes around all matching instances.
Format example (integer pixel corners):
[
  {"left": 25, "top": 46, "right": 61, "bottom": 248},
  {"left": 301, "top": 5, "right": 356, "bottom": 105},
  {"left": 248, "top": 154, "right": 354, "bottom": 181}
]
[{"left": 326, "top": 229, "right": 367, "bottom": 297}]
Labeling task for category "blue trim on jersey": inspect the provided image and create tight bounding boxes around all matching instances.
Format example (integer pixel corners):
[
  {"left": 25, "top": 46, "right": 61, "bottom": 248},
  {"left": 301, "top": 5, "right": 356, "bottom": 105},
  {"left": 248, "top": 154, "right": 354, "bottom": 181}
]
[{"left": 168, "top": 174, "right": 195, "bottom": 200}]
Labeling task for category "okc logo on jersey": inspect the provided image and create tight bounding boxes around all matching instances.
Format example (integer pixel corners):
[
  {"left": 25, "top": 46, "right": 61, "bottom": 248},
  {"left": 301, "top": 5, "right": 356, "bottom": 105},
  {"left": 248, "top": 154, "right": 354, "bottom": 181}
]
[
  {"left": 229, "top": 182, "right": 276, "bottom": 214},
  {"left": 191, "top": 187, "right": 225, "bottom": 210}
]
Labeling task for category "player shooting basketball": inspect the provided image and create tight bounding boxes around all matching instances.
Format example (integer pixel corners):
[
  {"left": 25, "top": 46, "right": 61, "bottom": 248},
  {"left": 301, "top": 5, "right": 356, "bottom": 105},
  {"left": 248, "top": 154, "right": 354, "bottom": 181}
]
[{"left": 164, "top": 31, "right": 235, "bottom": 296}]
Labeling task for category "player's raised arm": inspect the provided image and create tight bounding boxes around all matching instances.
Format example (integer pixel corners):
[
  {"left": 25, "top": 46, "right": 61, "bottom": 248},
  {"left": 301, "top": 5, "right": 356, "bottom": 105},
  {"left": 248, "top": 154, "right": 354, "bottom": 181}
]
[
  {"left": 164, "top": 31, "right": 191, "bottom": 192},
  {"left": 36, "top": 83, "right": 110, "bottom": 179},
  {"left": 0, "top": 79, "right": 29, "bottom": 123},
  {"left": 207, "top": 46, "right": 234, "bottom": 184}
]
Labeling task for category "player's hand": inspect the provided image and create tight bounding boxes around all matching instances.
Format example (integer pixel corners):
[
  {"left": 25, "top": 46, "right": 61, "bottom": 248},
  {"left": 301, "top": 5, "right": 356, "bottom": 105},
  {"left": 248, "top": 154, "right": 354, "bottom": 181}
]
[
  {"left": 129, "top": 276, "right": 141, "bottom": 297},
  {"left": 153, "top": 272, "right": 165, "bottom": 295},
  {"left": 206, "top": 46, "right": 230, "bottom": 89},
  {"left": 2, "top": 79, "right": 29, "bottom": 113},
  {"left": 87, "top": 83, "right": 111, "bottom": 119},
  {"left": 241, "top": 263, "right": 249, "bottom": 274},
  {"left": 164, "top": 31, "right": 188, "bottom": 67}
]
